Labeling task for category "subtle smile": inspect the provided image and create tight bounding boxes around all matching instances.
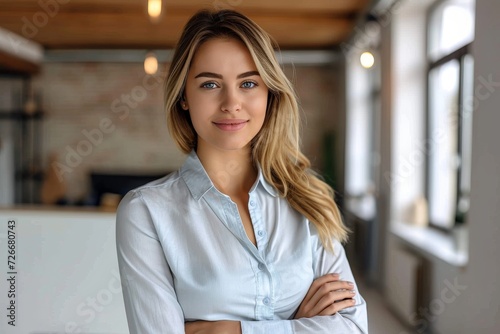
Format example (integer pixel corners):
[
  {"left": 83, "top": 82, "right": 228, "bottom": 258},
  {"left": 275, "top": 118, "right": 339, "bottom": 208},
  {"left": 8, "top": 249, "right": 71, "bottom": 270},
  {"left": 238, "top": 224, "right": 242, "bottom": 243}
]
[{"left": 212, "top": 119, "right": 249, "bottom": 131}]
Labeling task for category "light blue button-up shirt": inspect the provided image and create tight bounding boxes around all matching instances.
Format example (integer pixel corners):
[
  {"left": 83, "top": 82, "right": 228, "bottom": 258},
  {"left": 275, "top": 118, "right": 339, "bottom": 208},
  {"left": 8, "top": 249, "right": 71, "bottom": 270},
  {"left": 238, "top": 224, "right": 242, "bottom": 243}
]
[{"left": 116, "top": 150, "right": 368, "bottom": 333}]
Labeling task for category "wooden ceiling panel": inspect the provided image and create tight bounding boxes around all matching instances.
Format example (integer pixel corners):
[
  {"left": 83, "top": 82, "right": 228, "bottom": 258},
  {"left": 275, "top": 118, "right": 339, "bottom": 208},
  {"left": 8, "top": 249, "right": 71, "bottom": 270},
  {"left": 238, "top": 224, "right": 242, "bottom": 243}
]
[
  {"left": 0, "top": 0, "right": 369, "bottom": 49},
  {"left": 0, "top": 0, "right": 368, "bottom": 13}
]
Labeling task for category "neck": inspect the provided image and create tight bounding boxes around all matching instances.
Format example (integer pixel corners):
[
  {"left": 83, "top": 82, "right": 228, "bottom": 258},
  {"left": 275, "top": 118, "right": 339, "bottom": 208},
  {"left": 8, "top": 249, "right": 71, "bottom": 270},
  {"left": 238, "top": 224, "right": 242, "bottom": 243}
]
[{"left": 196, "top": 147, "right": 257, "bottom": 197}]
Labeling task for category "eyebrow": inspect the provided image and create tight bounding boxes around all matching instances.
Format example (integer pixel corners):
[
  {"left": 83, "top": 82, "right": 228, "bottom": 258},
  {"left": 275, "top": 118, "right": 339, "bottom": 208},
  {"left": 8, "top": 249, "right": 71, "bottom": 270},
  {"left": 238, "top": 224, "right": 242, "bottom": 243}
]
[{"left": 194, "top": 71, "right": 260, "bottom": 79}]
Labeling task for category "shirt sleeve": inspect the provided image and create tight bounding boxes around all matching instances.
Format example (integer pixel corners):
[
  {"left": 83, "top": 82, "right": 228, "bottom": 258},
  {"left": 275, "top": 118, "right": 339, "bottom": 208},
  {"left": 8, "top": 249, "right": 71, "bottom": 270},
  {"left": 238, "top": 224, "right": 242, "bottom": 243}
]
[
  {"left": 115, "top": 190, "right": 185, "bottom": 334},
  {"left": 240, "top": 228, "right": 368, "bottom": 334}
]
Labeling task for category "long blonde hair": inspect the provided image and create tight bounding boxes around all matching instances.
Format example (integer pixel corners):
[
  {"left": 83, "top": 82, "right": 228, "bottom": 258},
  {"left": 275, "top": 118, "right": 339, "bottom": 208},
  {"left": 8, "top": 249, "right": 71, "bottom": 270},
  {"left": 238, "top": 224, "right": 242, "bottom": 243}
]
[{"left": 164, "top": 9, "right": 348, "bottom": 251}]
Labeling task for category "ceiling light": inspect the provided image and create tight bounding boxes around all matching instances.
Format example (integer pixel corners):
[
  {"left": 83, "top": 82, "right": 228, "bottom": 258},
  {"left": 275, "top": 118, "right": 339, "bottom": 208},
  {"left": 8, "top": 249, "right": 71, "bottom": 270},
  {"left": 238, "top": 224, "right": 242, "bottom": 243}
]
[
  {"left": 144, "top": 51, "right": 158, "bottom": 75},
  {"left": 360, "top": 51, "right": 375, "bottom": 69},
  {"left": 148, "top": 0, "right": 162, "bottom": 23}
]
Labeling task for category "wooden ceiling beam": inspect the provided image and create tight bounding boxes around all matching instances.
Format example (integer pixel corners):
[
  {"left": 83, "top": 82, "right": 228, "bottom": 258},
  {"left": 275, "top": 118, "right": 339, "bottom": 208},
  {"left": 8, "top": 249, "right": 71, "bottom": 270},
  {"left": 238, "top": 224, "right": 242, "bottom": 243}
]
[
  {"left": 0, "top": 11, "right": 353, "bottom": 49},
  {"left": 0, "top": 0, "right": 368, "bottom": 49},
  {"left": 0, "top": 0, "right": 368, "bottom": 14}
]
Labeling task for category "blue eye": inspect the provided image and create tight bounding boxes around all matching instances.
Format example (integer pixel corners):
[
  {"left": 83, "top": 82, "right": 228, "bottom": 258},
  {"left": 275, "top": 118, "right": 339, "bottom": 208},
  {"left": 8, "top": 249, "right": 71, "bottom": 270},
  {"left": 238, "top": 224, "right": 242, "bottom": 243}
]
[
  {"left": 241, "top": 81, "right": 257, "bottom": 89},
  {"left": 201, "top": 82, "right": 218, "bottom": 89}
]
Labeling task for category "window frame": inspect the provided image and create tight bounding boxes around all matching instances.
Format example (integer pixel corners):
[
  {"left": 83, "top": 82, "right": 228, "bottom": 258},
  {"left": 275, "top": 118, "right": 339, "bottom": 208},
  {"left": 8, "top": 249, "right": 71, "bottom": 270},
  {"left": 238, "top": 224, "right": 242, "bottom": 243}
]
[{"left": 425, "top": 0, "right": 474, "bottom": 231}]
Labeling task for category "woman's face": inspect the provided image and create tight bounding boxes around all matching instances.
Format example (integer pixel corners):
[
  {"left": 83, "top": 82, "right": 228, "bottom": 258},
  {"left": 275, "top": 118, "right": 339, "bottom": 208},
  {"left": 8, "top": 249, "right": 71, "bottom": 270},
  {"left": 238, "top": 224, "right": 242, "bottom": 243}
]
[{"left": 183, "top": 37, "right": 269, "bottom": 155}]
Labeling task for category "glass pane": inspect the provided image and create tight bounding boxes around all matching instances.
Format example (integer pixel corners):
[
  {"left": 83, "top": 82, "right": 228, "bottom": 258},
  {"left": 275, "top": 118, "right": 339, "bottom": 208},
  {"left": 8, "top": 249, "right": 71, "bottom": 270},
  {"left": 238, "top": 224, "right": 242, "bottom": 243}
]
[
  {"left": 429, "top": 0, "right": 475, "bottom": 60},
  {"left": 428, "top": 60, "right": 460, "bottom": 228},
  {"left": 345, "top": 59, "right": 373, "bottom": 196},
  {"left": 459, "top": 55, "right": 474, "bottom": 206}
]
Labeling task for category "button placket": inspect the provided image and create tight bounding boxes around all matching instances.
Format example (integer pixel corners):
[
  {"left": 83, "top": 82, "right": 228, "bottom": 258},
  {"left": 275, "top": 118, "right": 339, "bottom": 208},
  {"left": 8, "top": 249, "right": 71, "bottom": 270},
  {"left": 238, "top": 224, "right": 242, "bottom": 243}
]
[
  {"left": 248, "top": 196, "right": 267, "bottom": 249},
  {"left": 249, "top": 194, "right": 274, "bottom": 319}
]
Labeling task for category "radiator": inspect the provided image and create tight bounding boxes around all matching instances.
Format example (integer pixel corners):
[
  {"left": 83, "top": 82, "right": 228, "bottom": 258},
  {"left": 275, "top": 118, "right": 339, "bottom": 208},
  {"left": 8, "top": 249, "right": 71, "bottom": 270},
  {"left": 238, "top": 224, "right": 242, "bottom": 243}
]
[{"left": 386, "top": 245, "right": 424, "bottom": 325}]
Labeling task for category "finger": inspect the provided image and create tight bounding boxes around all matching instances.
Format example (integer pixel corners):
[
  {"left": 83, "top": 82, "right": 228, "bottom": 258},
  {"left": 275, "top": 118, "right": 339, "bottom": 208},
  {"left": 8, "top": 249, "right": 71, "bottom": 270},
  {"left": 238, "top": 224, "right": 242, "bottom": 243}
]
[
  {"left": 300, "top": 273, "right": 340, "bottom": 309},
  {"left": 302, "top": 273, "right": 340, "bottom": 304},
  {"left": 296, "top": 275, "right": 353, "bottom": 318},
  {"left": 309, "top": 288, "right": 356, "bottom": 316},
  {"left": 313, "top": 288, "right": 356, "bottom": 314},
  {"left": 319, "top": 297, "right": 357, "bottom": 316},
  {"left": 307, "top": 280, "right": 355, "bottom": 311}
]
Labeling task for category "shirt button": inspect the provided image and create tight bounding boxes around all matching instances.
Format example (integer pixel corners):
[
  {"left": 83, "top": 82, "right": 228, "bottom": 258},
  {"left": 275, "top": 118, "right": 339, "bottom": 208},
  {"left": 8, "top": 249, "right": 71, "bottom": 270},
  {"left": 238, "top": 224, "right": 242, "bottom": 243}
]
[
  {"left": 257, "top": 230, "right": 265, "bottom": 237},
  {"left": 258, "top": 263, "right": 265, "bottom": 271},
  {"left": 249, "top": 200, "right": 256, "bottom": 207},
  {"left": 263, "top": 297, "right": 270, "bottom": 305}
]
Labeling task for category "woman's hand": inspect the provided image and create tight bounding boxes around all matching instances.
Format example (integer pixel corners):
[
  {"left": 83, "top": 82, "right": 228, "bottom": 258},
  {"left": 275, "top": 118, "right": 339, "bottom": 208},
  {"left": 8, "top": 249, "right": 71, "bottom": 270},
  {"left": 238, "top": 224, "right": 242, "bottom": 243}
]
[
  {"left": 294, "top": 273, "right": 357, "bottom": 319},
  {"left": 185, "top": 320, "right": 241, "bottom": 334}
]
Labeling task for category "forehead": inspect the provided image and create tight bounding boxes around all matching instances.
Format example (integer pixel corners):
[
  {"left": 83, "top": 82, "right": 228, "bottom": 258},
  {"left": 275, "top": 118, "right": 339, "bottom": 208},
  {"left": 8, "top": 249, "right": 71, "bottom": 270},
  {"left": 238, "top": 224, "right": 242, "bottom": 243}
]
[{"left": 189, "top": 37, "right": 257, "bottom": 71}]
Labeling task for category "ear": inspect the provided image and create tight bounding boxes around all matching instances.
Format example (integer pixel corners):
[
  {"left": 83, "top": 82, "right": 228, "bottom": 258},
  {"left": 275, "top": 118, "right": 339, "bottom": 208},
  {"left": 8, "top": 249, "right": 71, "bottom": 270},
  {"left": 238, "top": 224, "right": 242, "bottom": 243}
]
[{"left": 180, "top": 96, "right": 189, "bottom": 110}]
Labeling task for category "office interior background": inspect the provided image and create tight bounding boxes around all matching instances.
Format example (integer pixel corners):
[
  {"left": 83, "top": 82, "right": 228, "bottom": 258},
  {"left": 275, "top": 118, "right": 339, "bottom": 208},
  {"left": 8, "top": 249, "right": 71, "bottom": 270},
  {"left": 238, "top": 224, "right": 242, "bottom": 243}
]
[{"left": 0, "top": 0, "right": 499, "bottom": 333}]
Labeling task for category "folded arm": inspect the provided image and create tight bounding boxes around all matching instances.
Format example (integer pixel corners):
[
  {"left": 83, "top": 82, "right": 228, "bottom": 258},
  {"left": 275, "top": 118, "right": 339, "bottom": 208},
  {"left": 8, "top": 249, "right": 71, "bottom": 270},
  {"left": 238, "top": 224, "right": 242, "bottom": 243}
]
[
  {"left": 186, "top": 233, "right": 368, "bottom": 334},
  {"left": 239, "top": 236, "right": 368, "bottom": 334}
]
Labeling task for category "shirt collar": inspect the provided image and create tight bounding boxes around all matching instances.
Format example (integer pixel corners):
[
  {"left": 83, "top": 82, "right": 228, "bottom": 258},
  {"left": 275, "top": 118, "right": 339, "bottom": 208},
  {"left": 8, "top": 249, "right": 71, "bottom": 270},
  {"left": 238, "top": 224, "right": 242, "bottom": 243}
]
[
  {"left": 180, "top": 150, "right": 278, "bottom": 201},
  {"left": 253, "top": 164, "right": 278, "bottom": 197}
]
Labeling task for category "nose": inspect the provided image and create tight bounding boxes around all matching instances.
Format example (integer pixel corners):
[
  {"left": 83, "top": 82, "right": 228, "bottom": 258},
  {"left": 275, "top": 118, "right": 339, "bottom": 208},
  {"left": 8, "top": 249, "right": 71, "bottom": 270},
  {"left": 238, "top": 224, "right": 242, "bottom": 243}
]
[{"left": 220, "top": 87, "right": 241, "bottom": 112}]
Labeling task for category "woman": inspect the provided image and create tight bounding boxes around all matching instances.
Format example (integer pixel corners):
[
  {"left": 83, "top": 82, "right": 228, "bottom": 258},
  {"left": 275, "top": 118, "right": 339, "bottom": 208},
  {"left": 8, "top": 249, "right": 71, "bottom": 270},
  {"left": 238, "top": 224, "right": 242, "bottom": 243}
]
[{"left": 116, "top": 8, "right": 367, "bottom": 334}]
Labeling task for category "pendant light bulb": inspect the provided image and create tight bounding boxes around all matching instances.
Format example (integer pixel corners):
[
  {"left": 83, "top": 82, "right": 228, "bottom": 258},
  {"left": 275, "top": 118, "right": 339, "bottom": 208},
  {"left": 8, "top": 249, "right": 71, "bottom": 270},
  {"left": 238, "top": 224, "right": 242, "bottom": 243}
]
[
  {"left": 148, "top": 0, "right": 162, "bottom": 23},
  {"left": 144, "top": 51, "right": 158, "bottom": 75},
  {"left": 360, "top": 51, "right": 375, "bottom": 69}
]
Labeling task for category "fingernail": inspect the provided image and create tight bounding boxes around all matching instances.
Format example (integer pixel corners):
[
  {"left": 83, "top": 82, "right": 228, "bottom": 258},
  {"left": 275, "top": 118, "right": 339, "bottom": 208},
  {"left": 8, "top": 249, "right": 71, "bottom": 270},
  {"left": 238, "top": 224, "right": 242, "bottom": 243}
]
[
  {"left": 350, "top": 290, "right": 356, "bottom": 294},
  {"left": 347, "top": 281, "right": 354, "bottom": 286}
]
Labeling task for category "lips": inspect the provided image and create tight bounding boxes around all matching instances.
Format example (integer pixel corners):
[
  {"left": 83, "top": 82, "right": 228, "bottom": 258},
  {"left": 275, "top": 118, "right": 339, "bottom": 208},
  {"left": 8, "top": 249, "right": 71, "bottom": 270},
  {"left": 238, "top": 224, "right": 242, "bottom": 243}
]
[{"left": 213, "top": 119, "right": 248, "bottom": 131}]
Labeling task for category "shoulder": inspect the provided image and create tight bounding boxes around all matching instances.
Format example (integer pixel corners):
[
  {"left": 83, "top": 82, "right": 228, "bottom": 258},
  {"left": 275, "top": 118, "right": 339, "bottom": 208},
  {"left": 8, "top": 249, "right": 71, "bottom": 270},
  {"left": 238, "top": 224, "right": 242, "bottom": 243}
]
[
  {"left": 134, "top": 170, "right": 184, "bottom": 196},
  {"left": 118, "top": 171, "right": 185, "bottom": 210},
  {"left": 116, "top": 170, "right": 192, "bottom": 234}
]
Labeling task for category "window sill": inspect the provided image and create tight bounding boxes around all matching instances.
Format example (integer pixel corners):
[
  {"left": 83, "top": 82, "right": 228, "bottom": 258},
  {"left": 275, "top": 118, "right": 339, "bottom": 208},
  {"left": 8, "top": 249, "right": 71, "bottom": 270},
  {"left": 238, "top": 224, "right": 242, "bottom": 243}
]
[{"left": 390, "top": 222, "right": 468, "bottom": 268}]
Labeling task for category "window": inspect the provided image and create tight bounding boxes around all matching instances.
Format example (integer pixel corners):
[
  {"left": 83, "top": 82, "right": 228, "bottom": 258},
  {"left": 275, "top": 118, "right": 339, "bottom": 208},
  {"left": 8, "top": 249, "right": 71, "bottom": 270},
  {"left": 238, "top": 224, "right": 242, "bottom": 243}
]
[
  {"left": 345, "top": 56, "right": 378, "bottom": 199},
  {"left": 426, "top": 0, "right": 475, "bottom": 229}
]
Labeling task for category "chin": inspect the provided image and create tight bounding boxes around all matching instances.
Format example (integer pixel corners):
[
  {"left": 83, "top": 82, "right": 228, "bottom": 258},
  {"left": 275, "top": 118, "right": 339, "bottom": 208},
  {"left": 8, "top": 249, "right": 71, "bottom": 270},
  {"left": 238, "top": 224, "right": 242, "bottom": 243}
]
[{"left": 215, "top": 142, "right": 252, "bottom": 152}]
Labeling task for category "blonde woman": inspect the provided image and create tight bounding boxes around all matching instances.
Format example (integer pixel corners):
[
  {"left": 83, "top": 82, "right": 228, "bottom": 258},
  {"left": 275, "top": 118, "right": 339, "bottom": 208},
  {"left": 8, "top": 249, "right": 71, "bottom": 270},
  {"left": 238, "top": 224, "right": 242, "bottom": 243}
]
[{"left": 116, "top": 9, "right": 367, "bottom": 334}]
